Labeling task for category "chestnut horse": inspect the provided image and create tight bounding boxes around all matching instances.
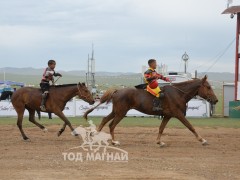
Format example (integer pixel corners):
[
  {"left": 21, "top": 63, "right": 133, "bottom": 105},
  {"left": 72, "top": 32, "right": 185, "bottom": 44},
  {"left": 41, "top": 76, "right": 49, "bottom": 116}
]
[
  {"left": 11, "top": 83, "right": 95, "bottom": 140},
  {"left": 84, "top": 76, "right": 218, "bottom": 147}
]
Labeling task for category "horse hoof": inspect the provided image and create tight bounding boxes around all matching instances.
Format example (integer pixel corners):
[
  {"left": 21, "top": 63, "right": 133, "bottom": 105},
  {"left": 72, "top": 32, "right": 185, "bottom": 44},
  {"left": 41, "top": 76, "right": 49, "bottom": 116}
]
[
  {"left": 112, "top": 141, "right": 120, "bottom": 146},
  {"left": 71, "top": 130, "right": 78, "bottom": 136},
  {"left": 23, "top": 138, "right": 31, "bottom": 142},
  {"left": 42, "top": 128, "right": 48, "bottom": 133},
  {"left": 202, "top": 140, "right": 209, "bottom": 146},
  {"left": 159, "top": 142, "right": 166, "bottom": 148},
  {"left": 57, "top": 132, "right": 62, "bottom": 137}
]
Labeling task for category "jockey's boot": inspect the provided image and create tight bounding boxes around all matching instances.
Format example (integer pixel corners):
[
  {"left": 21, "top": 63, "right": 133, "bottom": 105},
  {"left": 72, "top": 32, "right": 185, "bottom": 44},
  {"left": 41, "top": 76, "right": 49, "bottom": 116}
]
[
  {"left": 40, "top": 93, "right": 47, "bottom": 111},
  {"left": 152, "top": 92, "right": 165, "bottom": 111}
]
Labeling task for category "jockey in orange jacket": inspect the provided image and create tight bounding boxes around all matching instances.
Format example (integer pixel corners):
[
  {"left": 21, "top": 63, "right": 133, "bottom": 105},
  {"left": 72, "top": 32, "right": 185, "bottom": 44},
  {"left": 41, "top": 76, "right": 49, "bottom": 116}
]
[{"left": 144, "top": 59, "right": 170, "bottom": 111}]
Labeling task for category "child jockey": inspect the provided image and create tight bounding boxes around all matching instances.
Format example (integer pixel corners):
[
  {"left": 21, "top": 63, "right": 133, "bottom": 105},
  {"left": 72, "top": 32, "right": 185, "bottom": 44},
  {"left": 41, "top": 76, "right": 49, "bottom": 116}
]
[
  {"left": 40, "top": 60, "right": 62, "bottom": 111},
  {"left": 144, "top": 59, "right": 170, "bottom": 111}
]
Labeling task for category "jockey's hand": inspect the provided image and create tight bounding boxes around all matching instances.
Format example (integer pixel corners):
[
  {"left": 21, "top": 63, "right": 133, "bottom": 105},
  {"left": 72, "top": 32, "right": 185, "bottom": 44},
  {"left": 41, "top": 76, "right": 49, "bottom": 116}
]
[
  {"left": 54, "top": 72, "right": 62, "bottom": 77},
  {"left": 165, "top": 78, "right": 171, "bottom": 82}
]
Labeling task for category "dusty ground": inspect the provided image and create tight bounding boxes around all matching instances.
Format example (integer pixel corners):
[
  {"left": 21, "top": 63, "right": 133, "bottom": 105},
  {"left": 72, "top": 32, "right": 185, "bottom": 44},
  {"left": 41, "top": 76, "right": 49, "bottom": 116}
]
[{"left": 0, "top": 125, "right": 240, "bottom": 180}]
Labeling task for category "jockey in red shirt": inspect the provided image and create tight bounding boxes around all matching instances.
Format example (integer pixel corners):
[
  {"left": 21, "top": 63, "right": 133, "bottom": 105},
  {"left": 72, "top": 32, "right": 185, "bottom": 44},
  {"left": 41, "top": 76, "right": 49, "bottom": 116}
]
[
  {"left": 144, "top": 59, "right": 170, "bottom": 111},
  {"left": 40, "top": 60, "right": 62, "bottom": 111}
]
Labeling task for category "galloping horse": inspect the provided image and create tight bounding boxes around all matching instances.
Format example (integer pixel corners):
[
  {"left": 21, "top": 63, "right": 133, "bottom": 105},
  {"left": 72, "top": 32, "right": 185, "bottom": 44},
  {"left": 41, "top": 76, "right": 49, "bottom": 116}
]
[
  {"left": 11, "top": 83, "right": 95, "bottom": 140},
  {"left": 84, "top": 76, "right": 218, "bottom": 147}
]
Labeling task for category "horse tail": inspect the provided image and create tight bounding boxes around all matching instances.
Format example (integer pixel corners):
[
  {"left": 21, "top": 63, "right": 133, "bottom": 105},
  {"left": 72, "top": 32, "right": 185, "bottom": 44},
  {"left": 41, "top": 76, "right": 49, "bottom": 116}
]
[
  {"left": 100, "top": 89, "right": 117, "bottom": 104},
  {"left": 83, "top": 89, "right": 117, "bottom": 120}
]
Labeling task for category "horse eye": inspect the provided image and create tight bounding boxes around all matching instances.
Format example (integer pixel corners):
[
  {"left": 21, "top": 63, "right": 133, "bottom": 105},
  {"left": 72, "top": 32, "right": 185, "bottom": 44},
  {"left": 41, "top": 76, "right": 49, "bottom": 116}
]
[{"left": 207, "top": 86, "right": 211, "bottom": 89}]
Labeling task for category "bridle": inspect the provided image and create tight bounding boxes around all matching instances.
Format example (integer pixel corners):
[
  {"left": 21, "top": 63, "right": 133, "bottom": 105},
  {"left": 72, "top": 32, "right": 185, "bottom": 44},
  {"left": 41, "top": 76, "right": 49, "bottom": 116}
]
[
  {"left": 171, "top": 85, "right": 201, "bottom": 102},
  {"left": 171, "top": 83, "right": 213, "bottom": 104},
  {"left": 77, "top": 83, "right": 91, "bottom": 100}
]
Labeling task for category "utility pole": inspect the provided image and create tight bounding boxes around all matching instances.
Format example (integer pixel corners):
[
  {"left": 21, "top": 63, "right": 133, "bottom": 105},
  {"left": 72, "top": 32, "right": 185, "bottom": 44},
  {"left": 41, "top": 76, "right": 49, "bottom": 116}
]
[{"left": 86, "top": 44, "right": 96, "bottom": 94}]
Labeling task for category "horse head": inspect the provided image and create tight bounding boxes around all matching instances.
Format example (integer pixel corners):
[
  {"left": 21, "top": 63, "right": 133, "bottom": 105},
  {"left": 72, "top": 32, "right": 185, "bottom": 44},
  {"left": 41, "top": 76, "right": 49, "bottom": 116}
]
[
  {"left": 77, "top": 83, "right": 95, "bottom": 105},
  {"left": 197, "top": 75, "right": 218, "bottom": 105}
]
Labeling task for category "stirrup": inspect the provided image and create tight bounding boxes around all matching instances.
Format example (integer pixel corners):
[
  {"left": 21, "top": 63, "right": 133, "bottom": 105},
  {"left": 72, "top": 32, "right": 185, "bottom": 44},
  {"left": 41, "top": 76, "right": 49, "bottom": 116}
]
[{"left": 40, "top": 105, "right": 46, "bottom": 111}]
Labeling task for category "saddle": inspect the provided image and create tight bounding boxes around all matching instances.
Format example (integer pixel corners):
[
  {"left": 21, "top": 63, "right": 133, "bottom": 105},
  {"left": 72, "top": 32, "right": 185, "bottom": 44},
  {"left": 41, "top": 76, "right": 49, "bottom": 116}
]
[
  {"left": 135, "top": 83, "right": 147, "bottom": 89},
  {"left": 135, "top": 83, "right": 165, "bottom": 91}
]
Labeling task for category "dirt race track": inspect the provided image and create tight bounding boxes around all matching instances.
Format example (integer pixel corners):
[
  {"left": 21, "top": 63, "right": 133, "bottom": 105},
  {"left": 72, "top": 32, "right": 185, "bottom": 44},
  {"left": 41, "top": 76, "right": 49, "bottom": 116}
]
[{"left": 0, "top": 125, "right": 240, "bottom": 180}]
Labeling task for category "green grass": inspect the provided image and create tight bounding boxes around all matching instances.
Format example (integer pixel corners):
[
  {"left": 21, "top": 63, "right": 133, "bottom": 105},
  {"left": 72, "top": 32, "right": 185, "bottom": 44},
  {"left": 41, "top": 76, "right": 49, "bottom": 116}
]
[{"left": 1, "top": 116, "right": 240, "bottom": 128}]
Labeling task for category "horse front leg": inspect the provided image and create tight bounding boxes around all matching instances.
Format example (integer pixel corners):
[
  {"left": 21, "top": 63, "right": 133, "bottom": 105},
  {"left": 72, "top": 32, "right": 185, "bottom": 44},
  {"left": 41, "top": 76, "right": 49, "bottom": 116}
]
[
  {"left": 58, "top": 123, "right": 67, "bottom": 137},
  {"left": 55, "top": 111, "right": 75, "bottom": 136},
  {"left": 156, "top": 116, "right": 170, "bottom": 147},
  {"left": 176, "top": 113, "right": 208, "bottom": 146}
]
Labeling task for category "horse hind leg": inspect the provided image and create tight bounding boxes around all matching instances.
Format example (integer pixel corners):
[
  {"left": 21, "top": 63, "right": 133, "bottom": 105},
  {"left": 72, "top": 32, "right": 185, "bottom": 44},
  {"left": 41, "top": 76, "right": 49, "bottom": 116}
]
[
  {"left": 17, "top": 112, "right": 29, "bottom": 140},
  {"left": 109, "top": 114, "right": 126, "bottom": 146},
  {"left": 156, "top": 116, "right": 170, "bottom": 147},
  {"left": 98, "top": 111, "right": 115, "bottom": 132}
]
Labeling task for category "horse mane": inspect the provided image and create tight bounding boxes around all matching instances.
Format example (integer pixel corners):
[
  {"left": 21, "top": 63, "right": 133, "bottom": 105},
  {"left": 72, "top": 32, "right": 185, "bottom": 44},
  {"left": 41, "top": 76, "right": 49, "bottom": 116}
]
[
  {"left": 171, "top": 79, "right": 202, "bottom": 91},
  {"left": 173, "top": 79, "right": 200, "bottom": 86},
  {"left": 52, "top": 84, "right": 77, "bottom": 88}
]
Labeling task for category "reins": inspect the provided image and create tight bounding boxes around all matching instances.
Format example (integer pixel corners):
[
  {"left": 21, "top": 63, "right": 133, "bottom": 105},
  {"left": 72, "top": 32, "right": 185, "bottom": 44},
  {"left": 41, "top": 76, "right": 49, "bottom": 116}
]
[
  {"left": 171, "top": 85, "right": 187, "bottom": 94},
  {"left": 170, "top": 82, "right": 201, "bottom": 100}
]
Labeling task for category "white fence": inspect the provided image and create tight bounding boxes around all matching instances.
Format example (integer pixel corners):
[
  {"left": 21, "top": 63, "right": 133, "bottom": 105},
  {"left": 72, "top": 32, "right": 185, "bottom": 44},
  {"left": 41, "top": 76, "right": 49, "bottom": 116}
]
[{"left": 0, "top": 99, "right": 210, "bottom": 118}]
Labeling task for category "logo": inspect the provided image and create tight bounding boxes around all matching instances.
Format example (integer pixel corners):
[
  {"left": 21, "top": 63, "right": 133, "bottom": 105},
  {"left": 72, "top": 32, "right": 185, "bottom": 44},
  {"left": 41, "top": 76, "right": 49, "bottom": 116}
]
[
  {"left": 230, "top": 105, "right": 240, "bottom": 111},
  {"left": 62, "top": 120, "right": 128, "bottom": 163},
  {"left": 187, "top": 105, "right": 202, "bottom": 111}
]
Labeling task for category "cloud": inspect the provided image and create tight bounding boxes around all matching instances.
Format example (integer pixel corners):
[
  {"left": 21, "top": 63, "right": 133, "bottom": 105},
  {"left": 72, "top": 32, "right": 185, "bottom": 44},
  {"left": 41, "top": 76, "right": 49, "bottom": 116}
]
[{"left": 0, "top": 0, "right": 239, "bottom": 73}]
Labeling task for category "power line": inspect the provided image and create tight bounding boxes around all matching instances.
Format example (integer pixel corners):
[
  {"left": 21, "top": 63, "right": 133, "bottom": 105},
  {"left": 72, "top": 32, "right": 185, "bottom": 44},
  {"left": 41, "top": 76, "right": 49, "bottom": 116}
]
[
  {"left": 203, "top": 38, "right": 235, "bottom": 73},
  {"left": 192, "top": 37, "right": 235, "bottom": 72}
]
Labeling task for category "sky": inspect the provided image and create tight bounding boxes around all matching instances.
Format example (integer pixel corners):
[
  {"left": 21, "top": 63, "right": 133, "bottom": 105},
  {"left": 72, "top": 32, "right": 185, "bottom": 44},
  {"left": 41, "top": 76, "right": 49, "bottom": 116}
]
[{"left": 0, "top": 0, "right": 239, "bottom": 73}]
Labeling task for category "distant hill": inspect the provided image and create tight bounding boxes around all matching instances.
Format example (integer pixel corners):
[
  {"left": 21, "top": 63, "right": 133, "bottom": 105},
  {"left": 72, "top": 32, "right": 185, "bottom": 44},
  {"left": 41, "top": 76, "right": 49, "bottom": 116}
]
[
  {"left": 0, "top": 67, "right": 142, "bottom": 87},
  {"left": 197, "top": 72, "right": 235, "bottom": 83},
  {"left": 0, "top": 67, "right": 236, "bottom": 88},
  {"left": 0, "top": 67, "right": 137, "bottom": 77}
]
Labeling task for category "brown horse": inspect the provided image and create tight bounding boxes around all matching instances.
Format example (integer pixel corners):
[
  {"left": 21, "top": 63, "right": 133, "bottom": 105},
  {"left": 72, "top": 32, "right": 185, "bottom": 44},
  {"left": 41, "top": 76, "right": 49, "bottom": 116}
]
[
  {"left": 11, "top": 83, "right": 95, "bottom": 140},
  {"left": 84, "top": 76, "right": 218, "bottom": 147}
]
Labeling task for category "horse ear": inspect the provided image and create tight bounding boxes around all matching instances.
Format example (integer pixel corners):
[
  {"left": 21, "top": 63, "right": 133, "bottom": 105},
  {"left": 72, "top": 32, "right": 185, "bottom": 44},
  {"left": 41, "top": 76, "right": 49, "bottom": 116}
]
[
  {"left": 78, "top": 82, "right": 82, "bottom": 87},
  {"left": 82, "top": 83, "right": 86, "bottom": 86},
  {"left": 202, "top": 75, "right": 207, "bottom": 83}
]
